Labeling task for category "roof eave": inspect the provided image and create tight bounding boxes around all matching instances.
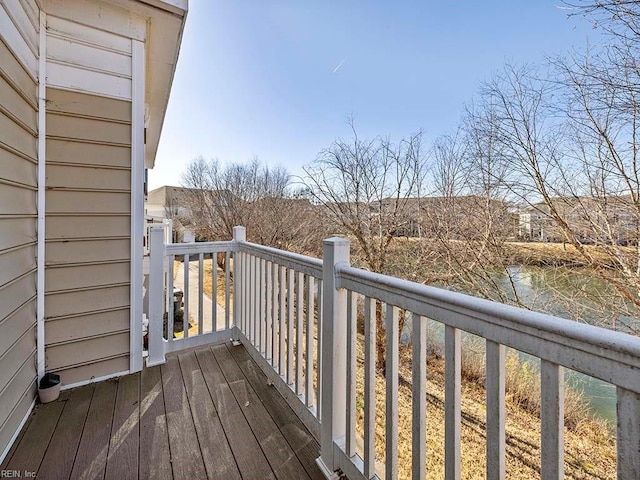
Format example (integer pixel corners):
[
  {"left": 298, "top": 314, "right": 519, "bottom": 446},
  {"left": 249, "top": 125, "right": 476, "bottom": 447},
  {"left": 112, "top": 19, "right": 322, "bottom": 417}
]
[{"left": 138, "top": 0, "right": 188, "bottom": 169}]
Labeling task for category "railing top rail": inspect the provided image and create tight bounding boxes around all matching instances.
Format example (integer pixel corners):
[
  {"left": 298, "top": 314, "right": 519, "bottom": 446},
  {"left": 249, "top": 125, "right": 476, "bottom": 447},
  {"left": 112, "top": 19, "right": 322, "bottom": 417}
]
[
  {"left": 164, "top": 240, "right": 235, "bottom": 255},
  {"left": 337, "top": 264, "right": 640, "bottom": 393},
  {"left": 161, "top": 235, "right": 323, "bottom": 277},
  {"left": 239, "top": 241, "right": 323, "bottom": 278}
]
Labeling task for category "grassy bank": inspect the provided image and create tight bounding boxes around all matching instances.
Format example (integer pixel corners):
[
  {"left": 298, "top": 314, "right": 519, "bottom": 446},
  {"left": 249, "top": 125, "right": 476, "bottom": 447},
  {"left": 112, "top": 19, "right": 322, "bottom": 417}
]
[
  {"left": 379, "top": 238, "right": 630, "bottom": 281},
  {"left": 357, "top": 337, "right": 615, "bottom": 479},
  {"left": 504, "top": 241, "right": 624, "bottom": 268},
  {"left": 202, "top": 259, "right": 231, "bottom": 308}
]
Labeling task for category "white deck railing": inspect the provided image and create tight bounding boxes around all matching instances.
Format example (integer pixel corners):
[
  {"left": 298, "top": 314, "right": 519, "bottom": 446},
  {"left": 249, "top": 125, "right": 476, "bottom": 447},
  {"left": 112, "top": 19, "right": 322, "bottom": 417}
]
[
  {"left": 146, "top": 228, "right": 235, "bottom": 366},
  {"left": 147, "top": 226, "right": 640, "bottom": 480}
]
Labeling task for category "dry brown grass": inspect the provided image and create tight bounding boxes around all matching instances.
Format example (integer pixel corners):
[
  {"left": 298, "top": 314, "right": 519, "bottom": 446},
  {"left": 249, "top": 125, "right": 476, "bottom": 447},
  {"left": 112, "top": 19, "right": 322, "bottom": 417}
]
[
  {"left": 353, "top": 335, "right": 615, "bottom": 479},
  {"left": 504, "top": 241, "right": 627, "bottom": 268},
  {"left": 458, "top": 338, "right": 599, "bottom": 432},
  {"left": 201, "top": 258, "right": 231, "bottom": 309},
  {"left": 173, "top": 258, "right": 230, "bottom": 307},
  {"left": 382, "top": 238, "right": 627, "bottom": 276},
  {"left": 173, "top": 258, "right": 232, "bottom": 338}
]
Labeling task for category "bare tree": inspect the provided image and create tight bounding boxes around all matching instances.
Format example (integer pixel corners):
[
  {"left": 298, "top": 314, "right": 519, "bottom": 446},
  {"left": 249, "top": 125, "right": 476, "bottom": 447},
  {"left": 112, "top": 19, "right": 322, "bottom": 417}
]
[
  {"left": 181, "top": 157, "right": 286, "bottom": 239},
  {"left": 302, "top": 121, "right": 426, "bottom": 273},
  {"left": 550, "top": 52, "right": 640, "bottom": 315},
  {"left": 250, "top": 189, "right": 328, "bottom": 255},
  {"left": 432, "top": 128, "right": 468, "bottom": 199},
  {"left": 462, "top": 58, "right": 640, "bottom": 331},
  {"left": 422, "top": 123, "right": 523, "bottom": 306},
  {"left": 563, "top": 1, "right": 640, "bottom": 44},
  {"left": 181, "top": 157, "right": 327, "bottom": 257},
  {"left": 302, "top": 121, "right": 426, "bottom": 369},
  {"left": 550, "top": 2, "right": 640, "bottom": 321}
]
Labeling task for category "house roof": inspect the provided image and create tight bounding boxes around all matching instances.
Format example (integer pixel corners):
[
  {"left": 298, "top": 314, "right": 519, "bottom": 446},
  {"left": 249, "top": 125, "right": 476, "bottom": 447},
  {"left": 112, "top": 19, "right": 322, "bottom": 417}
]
[
  {"left": 146, "top": 185, "right": 236, "bottom": 207},
  {"left": 146, "top": 185, "right": 196, "bottom": 205}
]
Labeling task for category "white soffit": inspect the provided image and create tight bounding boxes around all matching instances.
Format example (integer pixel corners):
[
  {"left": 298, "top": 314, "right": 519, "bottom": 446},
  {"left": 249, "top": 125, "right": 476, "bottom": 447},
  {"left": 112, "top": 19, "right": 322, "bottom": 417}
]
[{"left": 137, "top": 0, "right": 187, "bottom": 16}]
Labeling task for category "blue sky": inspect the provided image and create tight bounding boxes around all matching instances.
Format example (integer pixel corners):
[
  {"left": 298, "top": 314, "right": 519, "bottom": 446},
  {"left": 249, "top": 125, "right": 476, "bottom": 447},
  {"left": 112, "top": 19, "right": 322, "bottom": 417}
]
[{"left": 149, "top": 1, "right": 601, "bottom": 189}]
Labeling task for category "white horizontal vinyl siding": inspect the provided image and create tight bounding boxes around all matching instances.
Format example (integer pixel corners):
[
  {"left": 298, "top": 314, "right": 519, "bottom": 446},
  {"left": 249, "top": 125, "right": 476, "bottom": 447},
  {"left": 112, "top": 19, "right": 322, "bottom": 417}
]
[
  {"left": 0, "top": 0, "right": 38, "bottom": 463},
  {"left": 47, "top": 36, "right": 132, "bottom": 77},
  {"left": 46, "top": 15, "right": 132, "bottom": 100},
  {"left": 0, "top": 2, "right": 37, "bottom": 78},
  {"left": 46, "top": 62, "right": 131, "bottom": 100},
  {"left": 46, "top": 16, "right": 132, "bottom": 54},
  {"left": 43, "top": 0, "right": 145, "bottom": 41},
  {"left": 44, "top": 87, "right": 132, "bottom": 387},
  {"left": 16, "top": 0, "right": 38, "bottom": 34}
]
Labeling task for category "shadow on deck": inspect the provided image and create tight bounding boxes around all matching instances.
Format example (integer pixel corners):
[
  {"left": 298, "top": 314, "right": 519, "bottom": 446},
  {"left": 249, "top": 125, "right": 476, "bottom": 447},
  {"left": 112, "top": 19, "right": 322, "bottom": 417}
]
[{"left": 1, "top": 342, "right": 323, "bottom": 479}]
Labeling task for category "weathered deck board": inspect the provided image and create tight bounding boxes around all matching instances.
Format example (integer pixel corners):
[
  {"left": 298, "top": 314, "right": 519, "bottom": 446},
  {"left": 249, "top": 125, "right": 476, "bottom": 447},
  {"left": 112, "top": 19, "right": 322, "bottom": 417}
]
[
  {"left": 161, "top": 355, "right": 208, "bottom": 480},
  {"left": 106, "top": 374, "right": 140, "bottom": 479},
  {"left": 195, "top": 346, "right": 277, "bottom": 480},
  {"left": 3, "top": 343, "right": 322, "bottom": 480},
  {"left": 38, "top": 384, "right": 95, "bottom": 480},
  {"left": 228, "top": 342, "right": 325, "bottom": 480},
  {"left": 139, "top": 363, "right": 172, "bottom": 480},
  {"left": 0, "top": 412, "right": 32, "bottom": 469},
  {"left": 212, "top": 343, "right": 312, "bottom": 480},
  {"left": 178, "top": 351, "right": 241, "bottom": 480},
  {"left": 4, "top": 391, "right": 67, "bottom": 475},
  {"left": 71, "top": 379, "right": 118, "bottom": 480}
]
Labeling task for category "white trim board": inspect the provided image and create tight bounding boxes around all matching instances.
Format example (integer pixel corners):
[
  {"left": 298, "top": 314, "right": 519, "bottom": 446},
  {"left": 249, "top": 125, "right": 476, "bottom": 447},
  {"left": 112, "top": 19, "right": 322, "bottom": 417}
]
[
  {"left": 36, "top": 9, "right": 46, "bottom": 382},
  {"left": 129, "top": 38, "right": 144, "bottom": 373}
]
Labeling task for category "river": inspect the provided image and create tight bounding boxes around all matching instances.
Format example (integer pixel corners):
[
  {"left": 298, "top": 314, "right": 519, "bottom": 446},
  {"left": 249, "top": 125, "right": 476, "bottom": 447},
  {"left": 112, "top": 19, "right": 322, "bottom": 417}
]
[
  {"left": 492, "top": 265, "right": 639, "bottom": 424},
  {"left": 402, "top": 265, "right": 638, "bottom": 424}
]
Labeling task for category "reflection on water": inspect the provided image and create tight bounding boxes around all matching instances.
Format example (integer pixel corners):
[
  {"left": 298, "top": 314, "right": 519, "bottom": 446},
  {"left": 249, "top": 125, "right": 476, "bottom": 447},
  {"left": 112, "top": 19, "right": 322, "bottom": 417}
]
[
  {"left": 498, "top": 266, "right": 639, "bottom": 335},
  {"left": 426, "top": 265, "right": 639, "bottom": 424},
  {"left": 492, "top": 266, "right": 637, "bottom": 424},
  {"left": 567, "top": 371, "right": 617, "bottom": 423}
]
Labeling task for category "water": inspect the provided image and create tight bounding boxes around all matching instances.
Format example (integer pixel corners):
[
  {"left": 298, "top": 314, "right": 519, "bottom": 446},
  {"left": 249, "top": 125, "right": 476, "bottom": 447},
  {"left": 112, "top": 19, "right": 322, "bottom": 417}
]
[
  {"left": 402, "top": 265, "right": 639, "bottom": 424},
  {"left": 488, "top": 265, "right": 638, "bottom": 424}
]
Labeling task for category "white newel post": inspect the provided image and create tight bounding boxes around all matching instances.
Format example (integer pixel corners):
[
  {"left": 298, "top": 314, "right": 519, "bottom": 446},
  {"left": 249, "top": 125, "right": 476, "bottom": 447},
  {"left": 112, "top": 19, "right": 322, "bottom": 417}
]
[
  {"left": 232, "top": 226, "right": 246, "bottom": 342},
  {"left": 318, "top": 237, "right": 350, "bottom": 475},
  {"left": 147, "top": 227, "right": 166, "bottom": 367},
  {"left": 617, "top": 387, "right": 640, "bottom": 480}
]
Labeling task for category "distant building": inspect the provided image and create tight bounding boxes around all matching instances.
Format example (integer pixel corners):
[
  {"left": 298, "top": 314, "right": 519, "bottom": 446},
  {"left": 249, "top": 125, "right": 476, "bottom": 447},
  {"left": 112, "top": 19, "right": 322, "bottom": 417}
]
[
  {"left": 372, "top": 196, "right": 517, "bottom": 240},
  {"left": 517, "top": 196, "right": 639, "bottom": 244},
  {"left": 146, "top": 185, "right": 195, "bottom": 218},
  {"left": 145, "top": 186, "right": 198, "bottom": 242},
  {"left": 518, "top": 206, "right": 548, "bottom": 241}
]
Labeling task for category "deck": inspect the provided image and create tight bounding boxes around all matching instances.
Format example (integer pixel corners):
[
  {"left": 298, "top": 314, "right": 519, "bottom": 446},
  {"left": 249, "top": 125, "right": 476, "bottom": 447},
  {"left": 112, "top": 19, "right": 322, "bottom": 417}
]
[{"left": 1, "top": 342, "right": 324, "bottom": 480}]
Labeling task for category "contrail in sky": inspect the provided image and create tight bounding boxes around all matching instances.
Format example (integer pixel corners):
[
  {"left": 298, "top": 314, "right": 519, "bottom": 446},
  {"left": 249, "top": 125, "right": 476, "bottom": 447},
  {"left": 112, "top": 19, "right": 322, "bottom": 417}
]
[{"left": 332, "top": 57, "right": 347, "bottom": 73}]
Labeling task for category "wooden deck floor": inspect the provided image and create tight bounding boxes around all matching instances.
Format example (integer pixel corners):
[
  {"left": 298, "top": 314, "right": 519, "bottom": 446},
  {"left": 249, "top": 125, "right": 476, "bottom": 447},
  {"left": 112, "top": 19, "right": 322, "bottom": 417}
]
[{"left": 1, "top": 342, "right": 324, "bottom": 480}]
